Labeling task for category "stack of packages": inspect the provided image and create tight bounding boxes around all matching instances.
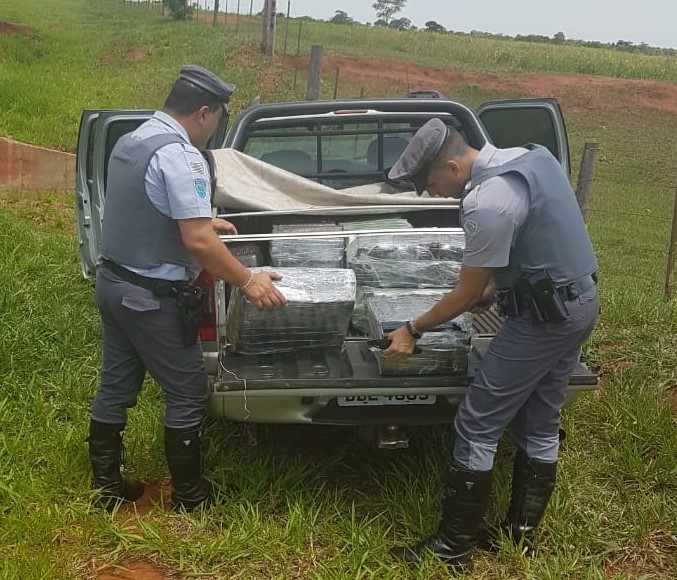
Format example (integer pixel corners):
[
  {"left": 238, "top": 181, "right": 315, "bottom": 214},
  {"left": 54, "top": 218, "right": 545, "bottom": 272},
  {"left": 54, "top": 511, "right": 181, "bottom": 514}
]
[
  {"left": 342, "top": 218, "right": 412, "bottom": 334},
  {"left": 343, "top": 222, "right": 471, "bottom": 375},
  {"left": 227, "top": 267, "right": 356, "bottom": 354},
  {"left": 366, "top": 292, "right": 472, "bottom": 376}
]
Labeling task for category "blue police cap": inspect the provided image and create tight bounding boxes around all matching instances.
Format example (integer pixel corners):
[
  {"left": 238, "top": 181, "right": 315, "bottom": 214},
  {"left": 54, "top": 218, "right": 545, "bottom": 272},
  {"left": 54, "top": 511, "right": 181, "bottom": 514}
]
[
  {"left": 179, "top": 64, "right": 235, "bottom": 104},
  {"left": 388, "top": 118, "right": 449, "bottom": 193}
]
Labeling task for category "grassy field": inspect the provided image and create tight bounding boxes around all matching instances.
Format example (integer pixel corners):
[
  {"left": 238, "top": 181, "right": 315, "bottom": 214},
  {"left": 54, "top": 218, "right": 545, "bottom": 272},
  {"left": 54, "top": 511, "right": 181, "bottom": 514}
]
[{"left": 2, "top": 0, "right": 677, "bottom": 578}]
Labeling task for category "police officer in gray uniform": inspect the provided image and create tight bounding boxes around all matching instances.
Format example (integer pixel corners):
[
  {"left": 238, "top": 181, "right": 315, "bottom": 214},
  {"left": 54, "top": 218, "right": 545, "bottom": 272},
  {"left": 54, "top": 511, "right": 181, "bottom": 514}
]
[
  {"left": 88, "top": 65, "right": 287, "bottom": 512},
  {"left": 384, "top": 118, "right": 599, "bottom": 570}
]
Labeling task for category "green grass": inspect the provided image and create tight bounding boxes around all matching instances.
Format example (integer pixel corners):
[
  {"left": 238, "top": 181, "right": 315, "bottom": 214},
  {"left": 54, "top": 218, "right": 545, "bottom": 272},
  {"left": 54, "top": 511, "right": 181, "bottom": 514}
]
[
  {"left": 295, "top": 20, "right": 677, "bottom": 82},
  {"left": 2, "top": 0, "right": 677, "bottom": 578}
]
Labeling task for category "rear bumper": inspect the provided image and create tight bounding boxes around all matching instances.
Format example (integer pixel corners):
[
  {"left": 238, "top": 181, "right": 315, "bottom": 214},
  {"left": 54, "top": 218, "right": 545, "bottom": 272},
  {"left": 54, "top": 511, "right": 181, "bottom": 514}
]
[{"left": 207, "top": 381, "right": 597, "bottom": 425}]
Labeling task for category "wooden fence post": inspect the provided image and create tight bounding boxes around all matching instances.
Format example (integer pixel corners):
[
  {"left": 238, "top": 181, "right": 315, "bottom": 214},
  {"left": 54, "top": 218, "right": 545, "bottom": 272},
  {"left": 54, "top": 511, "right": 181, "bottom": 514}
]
[
  {"left": 574, "top": 142, "right": 599, "bottom": 222},
  {"left": 306, "top": 45, "right": 322, "bottom": 101},
  {"left": 296, "top": 19, "right": 303, "bottom": 56},
  {"left": 261, "top": 0, "right": 276, "bottom": 55},
  {"left": 665, "top": 185, "right": 677, "bottom": 299},
  {"left": 333, "top": 67, "right": 340, "bottom": 99},
  {"left": 282, "top": 0, "right": 291, "bottom": 55}
]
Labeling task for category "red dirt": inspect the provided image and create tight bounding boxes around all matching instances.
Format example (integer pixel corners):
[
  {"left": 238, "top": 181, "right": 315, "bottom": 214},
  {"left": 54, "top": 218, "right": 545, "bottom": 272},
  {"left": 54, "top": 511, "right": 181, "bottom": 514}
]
[
  {"left": 97, "top": 562, "right": 168, "bottom": 580},
  {"left": 0, "top": 20, "right": 34, "bottom": 35},
  {"left": 117, "top": 481, "right": 172, "bottom": 518},
  {"left": 277, "top": 54, "right": 677, "bottom": 116},
  {"left": 123, "top": 46, "right": 151, "bottom": 64}
]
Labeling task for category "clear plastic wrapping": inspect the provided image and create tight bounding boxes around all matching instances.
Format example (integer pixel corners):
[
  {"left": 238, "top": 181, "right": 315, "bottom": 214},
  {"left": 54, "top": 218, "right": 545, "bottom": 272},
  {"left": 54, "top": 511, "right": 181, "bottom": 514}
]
[
  {"left": 226, "top": 267, "right": 357, "bottom": 354},
  {"left": 270, "top": 223, "right": 345, "bottom": 268},
  {"left": 346, "top": 232, "right": 465, "bottom": 288},
  {"left": 339, "top": 217, "right": 413, "bottom": 231},
  {"left": 352, "top": 288, "right": 453, "bottom": 335},
  {"left": 366, "top": 292, "right": 472, "bottom": 376},
  {"left": 375, "top": 331, "right": 470, "bottom": 376}
]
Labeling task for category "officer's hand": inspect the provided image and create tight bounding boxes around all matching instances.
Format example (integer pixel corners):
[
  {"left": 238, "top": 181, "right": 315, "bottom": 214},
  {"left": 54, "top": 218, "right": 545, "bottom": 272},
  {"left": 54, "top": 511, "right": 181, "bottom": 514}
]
[
  {"left": 383, "top": 326, "right": 416, "bottom": 361},
  {"left": 470, "top": 285, "right": 495, "bottom": 314},
  {"left": 242, "top": 272, "right": 287, "bottom": 310},
  {"left": 212, "top": 218, "right": 238, "bottom": 235}
]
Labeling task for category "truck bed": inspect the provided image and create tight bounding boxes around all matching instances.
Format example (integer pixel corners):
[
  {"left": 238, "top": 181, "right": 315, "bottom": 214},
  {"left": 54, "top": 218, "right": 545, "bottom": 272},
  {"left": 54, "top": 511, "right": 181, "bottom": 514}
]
[{"left": 215, "top": 310, "right": 597, "bottom": 391}]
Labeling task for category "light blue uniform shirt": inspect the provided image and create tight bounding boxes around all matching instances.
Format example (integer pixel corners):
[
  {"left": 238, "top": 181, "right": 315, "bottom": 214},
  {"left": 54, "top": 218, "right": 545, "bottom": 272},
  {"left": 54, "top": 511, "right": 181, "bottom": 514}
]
[
  {"left": 122, "top": 111, "right": 213, "bottom": 281},
  {"left": 461, "top": 144, "right": 530, "bottom": 269}
]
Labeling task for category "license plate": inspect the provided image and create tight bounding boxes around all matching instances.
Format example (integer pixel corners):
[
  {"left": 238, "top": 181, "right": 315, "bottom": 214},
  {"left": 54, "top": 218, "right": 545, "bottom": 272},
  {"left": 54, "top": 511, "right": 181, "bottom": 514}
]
[{"left": 337, "top": 394, "right": 436, "bottom": 407}]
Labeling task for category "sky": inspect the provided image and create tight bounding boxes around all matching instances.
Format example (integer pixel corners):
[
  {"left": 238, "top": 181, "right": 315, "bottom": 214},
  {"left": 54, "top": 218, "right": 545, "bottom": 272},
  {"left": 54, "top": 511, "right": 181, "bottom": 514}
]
[{"left": 198, "top": 0, "right": 676, "bottom": 49}]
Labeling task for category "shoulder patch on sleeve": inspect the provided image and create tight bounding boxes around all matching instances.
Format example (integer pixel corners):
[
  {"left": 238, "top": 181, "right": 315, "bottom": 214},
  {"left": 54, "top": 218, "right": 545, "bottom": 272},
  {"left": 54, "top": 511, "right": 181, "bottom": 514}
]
[
  {"left": 194, "top": 178, "right": 208, "bottom": 199},
  {"left": 463, "top": 218, "right": 478, "bottom": 236}
]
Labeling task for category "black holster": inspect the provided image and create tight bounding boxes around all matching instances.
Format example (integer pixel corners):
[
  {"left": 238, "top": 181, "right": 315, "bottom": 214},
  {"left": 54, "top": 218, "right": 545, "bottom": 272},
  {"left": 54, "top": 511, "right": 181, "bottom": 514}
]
[
  {"left": 497, "top": 271, "right": 569, "bottom": 324},
  {"left": 156, "top": 281, "right": 207, "bottom": 345},
  {"left": 175, "top": 284, "right": 207, "bottom": 346}
]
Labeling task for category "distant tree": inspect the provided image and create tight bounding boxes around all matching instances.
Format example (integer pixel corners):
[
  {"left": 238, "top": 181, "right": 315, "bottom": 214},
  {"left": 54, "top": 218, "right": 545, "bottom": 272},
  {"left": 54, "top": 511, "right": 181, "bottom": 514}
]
[
  {"left": 424, "top": 20, "right": 445, "bottom": 33},
  {"left": 615, "top": 39, "right": 635, "bottom": 52},
  {"left": 372, "top": 0, "right": 406, "bottom": 27},
  {"left": 389, "top": 17, "right": 412, "bottom": 31},
  {"left": 163, "top": 0, "right": 193, "bottom": 21},
  {"left": 329, "top": 10, "right": 356, "bottom": 25},
  {"left": 553, "top": 31, "right": 566, "bottom": 44}
]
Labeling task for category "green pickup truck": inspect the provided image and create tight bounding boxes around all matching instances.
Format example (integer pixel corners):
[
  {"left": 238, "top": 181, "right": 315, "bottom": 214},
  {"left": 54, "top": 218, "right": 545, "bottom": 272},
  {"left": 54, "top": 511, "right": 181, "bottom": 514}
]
[{"left": 75, "top": 96, "right": 597, "bottom": 441}]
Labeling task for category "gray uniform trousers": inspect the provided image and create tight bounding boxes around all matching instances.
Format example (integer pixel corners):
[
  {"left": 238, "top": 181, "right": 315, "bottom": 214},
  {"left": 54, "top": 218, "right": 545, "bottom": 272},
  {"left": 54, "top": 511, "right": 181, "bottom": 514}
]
[
  {"left": 453, "top": 286, "right": 600, "bottom": 470},
  {"left": 91, "top": 267, "right": 209, "bottom": 429}
]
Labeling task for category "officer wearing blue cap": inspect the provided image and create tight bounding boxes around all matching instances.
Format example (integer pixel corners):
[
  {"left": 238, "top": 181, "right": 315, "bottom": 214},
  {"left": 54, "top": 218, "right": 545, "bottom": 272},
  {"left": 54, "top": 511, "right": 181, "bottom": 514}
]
[
  {"left": 88, "top": 65, "right": 287, "bottom": 513},
  {"left": 386, "top": 119, "right": 599, "bottom": 570}
]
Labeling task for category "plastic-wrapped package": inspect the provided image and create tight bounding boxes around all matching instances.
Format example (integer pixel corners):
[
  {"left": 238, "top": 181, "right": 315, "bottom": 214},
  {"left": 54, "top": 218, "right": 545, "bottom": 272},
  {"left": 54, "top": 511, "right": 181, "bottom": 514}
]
[
  {"left": 366, "top": 292, "right": 472, "bottom": 376},
  {"left": 270, "top": 223, "right": 345, "bottom": 268},
  {"left": 339, "top": 217, "right": 413, "bottom": 232},
  {"left": 374, "top": 331, "right": 470, "bottom": 376},
  {"left": 228, "top": 242, "right": 265, "bottom": 267},
  {"left": 352, "top": 288, "right": 453, "bottom": 335},
  {"left": 226, "top": 267, "right": 356, "bottom": 354},
  {"left": 346, "top": 232, "right": 465, "bottom": 288}
]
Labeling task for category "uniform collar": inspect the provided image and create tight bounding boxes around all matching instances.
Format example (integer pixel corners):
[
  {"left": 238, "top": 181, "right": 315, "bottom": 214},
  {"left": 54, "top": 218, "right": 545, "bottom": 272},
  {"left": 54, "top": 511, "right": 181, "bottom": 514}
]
[
  {"left": 153, "top": 111, "right": 191, "bottom": 144},
  {"left": 462, "top": 143, "right": 499, "bottom": 197},
  {"left": 470, "top": 143, "right": 500, "bottom": 179}
]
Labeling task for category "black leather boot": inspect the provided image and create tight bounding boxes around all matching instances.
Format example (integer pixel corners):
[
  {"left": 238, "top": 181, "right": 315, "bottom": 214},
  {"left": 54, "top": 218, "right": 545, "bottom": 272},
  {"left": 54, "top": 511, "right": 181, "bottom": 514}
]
[
  {"left": 503, "top": 451, "right": 557, "bottom": 555},
  {"left": 87, "top": 419, "right": 144, "bottom": 511},
  {"left": 164, "top": 425, "right": 213, "bottom": 512},
  {"left": 479, "top": 451, "right": 557, "bottom": 555},
  {"left": 391, "top": 463, "right": 493, "bottom": 571}
]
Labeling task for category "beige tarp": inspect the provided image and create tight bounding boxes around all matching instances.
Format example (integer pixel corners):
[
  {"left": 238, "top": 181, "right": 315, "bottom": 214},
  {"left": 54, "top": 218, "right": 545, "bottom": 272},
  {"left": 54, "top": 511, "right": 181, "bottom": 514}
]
[{"left": 210, "top": 149, "right": 457, "bottom": 211}]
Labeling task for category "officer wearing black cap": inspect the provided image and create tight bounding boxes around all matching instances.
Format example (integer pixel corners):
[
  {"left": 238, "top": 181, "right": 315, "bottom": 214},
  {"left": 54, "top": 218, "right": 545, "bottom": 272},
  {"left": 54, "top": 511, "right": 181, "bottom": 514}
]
[
  {"left": 385, "top": 118, "right": 599, "bottom": 570},
  {"left": 88, "top": 65, "right": 287, "bottom": 513}
]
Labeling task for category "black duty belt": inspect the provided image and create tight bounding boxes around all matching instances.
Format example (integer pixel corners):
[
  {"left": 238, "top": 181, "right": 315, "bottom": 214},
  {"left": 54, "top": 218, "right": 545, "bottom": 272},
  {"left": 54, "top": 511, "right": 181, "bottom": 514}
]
[
  {"left": 100, "top": 259, "right": 186, "bottom": 297},
  {"left": 555, "top": 272, "right": 597, "bottom": 302}
]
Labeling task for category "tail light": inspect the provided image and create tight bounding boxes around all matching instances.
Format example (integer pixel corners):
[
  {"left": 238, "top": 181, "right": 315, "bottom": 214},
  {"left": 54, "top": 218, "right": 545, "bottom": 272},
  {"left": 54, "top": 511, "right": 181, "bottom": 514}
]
[{"left": 195, "top": 271, "right": 217, "bottom": 342}]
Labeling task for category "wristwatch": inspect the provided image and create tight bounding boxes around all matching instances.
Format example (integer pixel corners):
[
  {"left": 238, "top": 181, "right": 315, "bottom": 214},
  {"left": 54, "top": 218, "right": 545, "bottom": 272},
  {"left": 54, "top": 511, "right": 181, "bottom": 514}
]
[{"left": 405, "top": 320, "right": 423, "bottom": 339}]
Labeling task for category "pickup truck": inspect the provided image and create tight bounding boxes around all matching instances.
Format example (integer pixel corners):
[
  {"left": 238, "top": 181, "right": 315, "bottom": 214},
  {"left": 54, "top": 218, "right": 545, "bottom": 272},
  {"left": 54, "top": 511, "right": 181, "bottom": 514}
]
[{"left": 75, "top": 96, "right": 597, "bottom": 441}]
